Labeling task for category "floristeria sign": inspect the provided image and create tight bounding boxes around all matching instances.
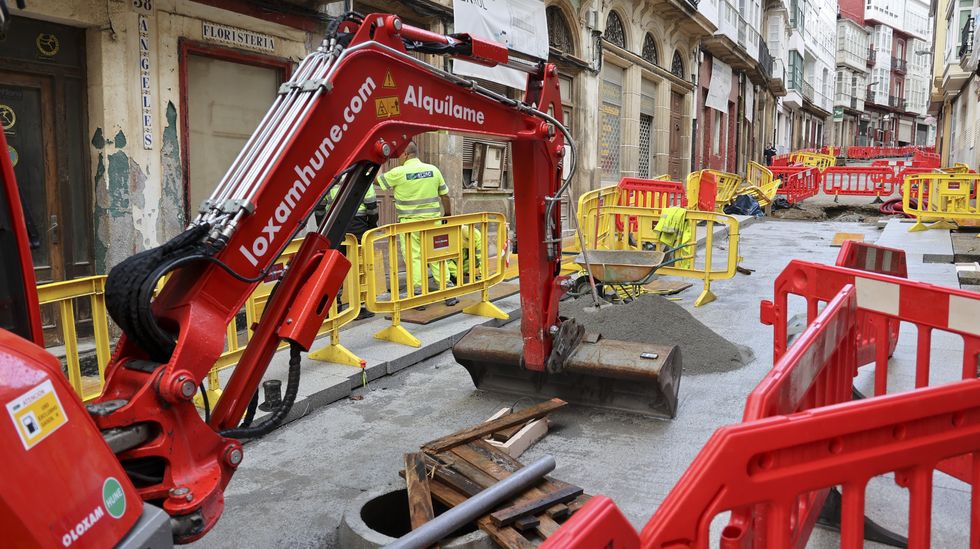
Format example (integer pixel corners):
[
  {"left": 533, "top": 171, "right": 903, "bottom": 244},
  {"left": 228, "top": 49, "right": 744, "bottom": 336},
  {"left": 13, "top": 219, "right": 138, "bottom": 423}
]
[{"left": 202, "top": 21, "right": 276, "bottom": 53}]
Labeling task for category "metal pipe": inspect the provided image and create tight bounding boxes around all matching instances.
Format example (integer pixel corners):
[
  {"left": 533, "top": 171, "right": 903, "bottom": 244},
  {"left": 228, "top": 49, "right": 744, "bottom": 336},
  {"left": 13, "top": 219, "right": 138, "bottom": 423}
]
[{"left": 384, "top": 455, "right": 556, "bottom": 549}]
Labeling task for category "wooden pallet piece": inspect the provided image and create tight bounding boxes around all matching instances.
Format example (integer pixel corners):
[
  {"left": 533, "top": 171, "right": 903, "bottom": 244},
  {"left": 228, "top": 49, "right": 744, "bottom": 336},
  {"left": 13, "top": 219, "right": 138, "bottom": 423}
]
[
  {"left": 490, "top": 485, "right": 584, "bottom": 527},
  {"left": 426, "top": 478, "right": 535, "bottom": 549},
  {"left": 450, "top": 443, "right": 566, "bottom": 538},
  {"left": 422, "top": 399, "right": 566, "bottom": 455},
  {"left": 466, "top": 441, "right": 575, "bottom": 521},
  {"left": 404, "top": 453, "right": 437, "bottom": 534}
]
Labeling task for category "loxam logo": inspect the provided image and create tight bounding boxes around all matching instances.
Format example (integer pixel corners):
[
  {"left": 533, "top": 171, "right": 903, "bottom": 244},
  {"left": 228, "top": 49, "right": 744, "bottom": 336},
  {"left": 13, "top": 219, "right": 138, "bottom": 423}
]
[{"left": 239, "top": 76, "right": 377, "bottom": 267}]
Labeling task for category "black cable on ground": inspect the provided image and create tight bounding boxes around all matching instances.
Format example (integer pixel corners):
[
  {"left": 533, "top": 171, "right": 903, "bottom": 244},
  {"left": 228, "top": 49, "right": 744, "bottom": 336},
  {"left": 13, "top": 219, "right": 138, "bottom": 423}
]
[{"left": 220, "top": 342, "right": 302, "bottom": 439}]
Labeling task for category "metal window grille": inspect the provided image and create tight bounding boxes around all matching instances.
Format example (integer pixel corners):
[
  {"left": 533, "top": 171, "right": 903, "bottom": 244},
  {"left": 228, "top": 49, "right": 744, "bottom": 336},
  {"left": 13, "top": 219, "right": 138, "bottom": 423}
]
[
  {"left": 599, "top": 66, "right": 623, "bottom": 182},
  {"left": 642, "top": 34, "right": 659, "bottom": 66},
  {"left": 639, "top": 114, "right": 653, "bottom": 178},
  {"left": 604, "top": 12, "right": 627, "bottom": 49},
  {"left": 671, "top": 51, "right": 685, "bottom": 78},
  {"left": 546, "top": 6, "right": 574, "bottom": 54}
]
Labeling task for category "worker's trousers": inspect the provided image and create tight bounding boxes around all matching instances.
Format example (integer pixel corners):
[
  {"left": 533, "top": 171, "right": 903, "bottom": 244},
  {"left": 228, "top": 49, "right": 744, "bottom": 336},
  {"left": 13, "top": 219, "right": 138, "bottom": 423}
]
[{"left": 397, "top": 215, "right": 455, "bottom": 291}]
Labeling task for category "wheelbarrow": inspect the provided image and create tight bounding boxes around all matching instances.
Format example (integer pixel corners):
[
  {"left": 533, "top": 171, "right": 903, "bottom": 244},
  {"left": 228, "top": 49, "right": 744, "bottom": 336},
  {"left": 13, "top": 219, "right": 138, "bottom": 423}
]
[{"left": 570, "top": 244, "right": 692, "bottom": 301}]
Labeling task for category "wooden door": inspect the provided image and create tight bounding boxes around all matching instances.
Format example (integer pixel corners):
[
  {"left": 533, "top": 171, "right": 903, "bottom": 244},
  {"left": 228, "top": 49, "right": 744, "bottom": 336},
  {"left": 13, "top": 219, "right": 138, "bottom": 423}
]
[
  {"left": 669, "top": 91, "right": 684, "bottom": 179},
  {"left": 1, "top": 72, "right": 61, "bottom": 284},
  {"left": 185, "top": 52, "right": 282, "bottom": 215}
]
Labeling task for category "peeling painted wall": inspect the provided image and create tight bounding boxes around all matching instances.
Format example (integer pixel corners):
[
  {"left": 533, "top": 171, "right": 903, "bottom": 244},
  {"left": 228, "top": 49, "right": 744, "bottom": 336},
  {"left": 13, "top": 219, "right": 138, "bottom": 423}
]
[{"left": 15, "top": 0, "right": 317, "bottom": 273}]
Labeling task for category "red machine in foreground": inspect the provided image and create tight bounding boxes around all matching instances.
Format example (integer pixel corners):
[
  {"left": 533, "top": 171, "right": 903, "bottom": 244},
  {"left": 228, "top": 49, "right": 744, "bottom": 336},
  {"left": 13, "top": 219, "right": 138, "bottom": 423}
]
[{"left": 1, "top": 9, "right": 676, "bottom": 546}]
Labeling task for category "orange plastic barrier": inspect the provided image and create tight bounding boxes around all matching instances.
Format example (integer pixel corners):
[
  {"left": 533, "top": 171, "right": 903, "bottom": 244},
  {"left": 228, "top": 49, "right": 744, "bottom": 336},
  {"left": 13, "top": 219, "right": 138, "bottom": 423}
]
[
  {"left": 770, "top": 166, "right": 819, "bottom": 204},
  {"left": 545, "top": 258, "right": 980, "bottom": 549},
  {"left": 821, "top": 166, "right": 895, "bottom": 199},
  {"left": 617, "top": 177, "right": 687, "bottom": 209}
]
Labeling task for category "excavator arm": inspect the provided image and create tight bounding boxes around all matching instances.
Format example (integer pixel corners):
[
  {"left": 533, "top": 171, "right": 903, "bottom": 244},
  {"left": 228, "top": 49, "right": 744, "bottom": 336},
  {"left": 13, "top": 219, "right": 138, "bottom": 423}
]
[{"left": 94, "top": 13, "right": 570, "bottom": 542}]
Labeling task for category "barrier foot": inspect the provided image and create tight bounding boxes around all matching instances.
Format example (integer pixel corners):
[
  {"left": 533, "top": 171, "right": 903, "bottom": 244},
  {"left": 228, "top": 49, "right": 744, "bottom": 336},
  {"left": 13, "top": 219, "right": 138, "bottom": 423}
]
[
  {"left": 694, "top": 288, "right": 716, "bottom": 307},
  {"left": 309, "top": 341, "right": 363, "bottom": 367},
  {"left": 871, "top": 196, "right": 883, "bottom": 204},
  {"left": 374, "top": 324, "right": 421, "bottom": 348},
  {"left": 817, "top": 487, "right": 908, "bottom": 548},
  {"left": 908, "top": 221, "right": 928, "bottom": 232},
  {"left": 930, "top": 220, "right": 957, "bottom": 230},
  {"left": 462, "top": 300, "right": 509, "bottom": 320}
]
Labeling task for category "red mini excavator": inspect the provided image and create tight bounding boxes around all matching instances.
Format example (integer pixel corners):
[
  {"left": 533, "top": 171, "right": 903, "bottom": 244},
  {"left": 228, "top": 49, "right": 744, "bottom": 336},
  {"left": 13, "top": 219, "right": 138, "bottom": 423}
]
[{"left": 0, "top": 8, "right": 678, "bottom": 545}]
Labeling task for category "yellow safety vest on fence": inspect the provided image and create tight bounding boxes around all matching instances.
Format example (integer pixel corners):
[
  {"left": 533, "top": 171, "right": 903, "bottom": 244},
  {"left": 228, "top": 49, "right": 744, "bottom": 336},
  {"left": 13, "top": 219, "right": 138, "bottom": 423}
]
[{"left": 377, "top": 157, "right": 449, "bottom": 220}]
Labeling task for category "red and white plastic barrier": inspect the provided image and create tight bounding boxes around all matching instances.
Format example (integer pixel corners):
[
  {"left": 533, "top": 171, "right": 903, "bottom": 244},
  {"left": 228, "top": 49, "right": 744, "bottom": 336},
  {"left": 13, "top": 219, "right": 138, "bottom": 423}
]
[{"left": 770, "top": 166, "right": 819, "bottom": 204}]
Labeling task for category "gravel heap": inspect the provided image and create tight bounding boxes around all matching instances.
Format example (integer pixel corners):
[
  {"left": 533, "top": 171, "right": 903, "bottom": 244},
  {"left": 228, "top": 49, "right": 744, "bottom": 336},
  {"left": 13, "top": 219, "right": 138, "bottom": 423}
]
[{"left": 559, "top": 294, "right": 749, "bottom": 374}]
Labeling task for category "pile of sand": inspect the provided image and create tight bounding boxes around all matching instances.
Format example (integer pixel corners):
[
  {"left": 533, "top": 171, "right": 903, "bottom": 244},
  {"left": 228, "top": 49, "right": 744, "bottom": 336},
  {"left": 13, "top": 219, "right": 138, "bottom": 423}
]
[{"left": 559, "top": 294, "right": 750, "bottom": 374}]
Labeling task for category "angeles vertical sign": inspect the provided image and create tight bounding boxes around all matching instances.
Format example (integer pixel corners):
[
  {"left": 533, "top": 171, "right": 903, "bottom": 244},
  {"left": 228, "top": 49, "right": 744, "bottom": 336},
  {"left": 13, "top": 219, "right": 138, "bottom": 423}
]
[{"left": 139, "top": 15, "right": 153, "bottom": 149}]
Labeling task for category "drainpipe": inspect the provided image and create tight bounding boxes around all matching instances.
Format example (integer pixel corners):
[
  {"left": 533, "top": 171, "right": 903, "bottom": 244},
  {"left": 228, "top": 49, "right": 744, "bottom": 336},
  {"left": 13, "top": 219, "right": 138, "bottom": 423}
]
[
  {"left": 735, "top": 72, "right": 744, "bottom": 174},
  {"left": 690, "top": 46, "right": 701, "bottom": 174}
]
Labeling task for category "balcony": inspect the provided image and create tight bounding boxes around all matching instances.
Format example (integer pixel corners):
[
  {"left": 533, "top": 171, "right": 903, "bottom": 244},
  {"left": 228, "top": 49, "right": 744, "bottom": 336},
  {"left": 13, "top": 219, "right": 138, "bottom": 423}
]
[
  {"left": 759, "top": 39, "right": 774, "bottom": 80},
  {"left": 888, "top": 95, "right": 906, "bottom": 110},
  {"left": 867, "top": 47, "right": 876, "bottom": 67},
  {"left": 802, "top": 79, "right": 814, "bottom": 101},
  {"left": 961, "top": 16, "right": 975, "bottom": 59},
  {"left": 892, "top": 56, "right": 907, "bottom": 74}
]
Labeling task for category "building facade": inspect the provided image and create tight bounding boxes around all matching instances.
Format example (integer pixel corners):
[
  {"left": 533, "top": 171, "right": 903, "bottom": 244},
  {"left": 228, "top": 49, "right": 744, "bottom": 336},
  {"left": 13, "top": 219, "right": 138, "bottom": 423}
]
[
  {"left": 760, "top": 0, "right": 836, "bottom": 155},
  {"left": 1, "top": 0, "right": 324, "bottom": 283},
  {"left": 1, "top": 0, "right": 715, "bottom": 283},
  {"left": 838, "top": 0, "right": 935, "bottom": 147},
  {"left": 930, "top": 0, "right": 979, "bottom": 167}
]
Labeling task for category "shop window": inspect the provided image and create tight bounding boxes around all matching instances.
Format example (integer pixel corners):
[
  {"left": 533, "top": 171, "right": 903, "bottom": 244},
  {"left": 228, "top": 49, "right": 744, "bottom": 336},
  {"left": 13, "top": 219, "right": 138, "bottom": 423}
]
[{"left": 599, "top": 64, "right": 624, "bottom": 181}]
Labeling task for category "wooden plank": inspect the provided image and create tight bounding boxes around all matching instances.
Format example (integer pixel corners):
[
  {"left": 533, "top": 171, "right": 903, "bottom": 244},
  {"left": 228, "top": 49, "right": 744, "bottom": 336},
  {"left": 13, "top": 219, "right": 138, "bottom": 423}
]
[
  {"left": 426, "top": 479, "right": 535, "bottom": 549},
  {"left": 422, "top": 455, "right": 485, "bottom": 497},
  {"left": 641, "top": 279, "right": 693, "bottom": 295},
  {"left": 451, "top": 444, "right": 568, "bottom": 537},
  {"left": 489, "top": 485, "right": 584, "bottom": 527},
  {"left": 404, "top": 453, "right": 437, "bottom": 534},
  {"left": 392, "top": 282, "right": 520, "bottom": 325},
  {"left": 566, "top": 494, "right": 592, "bottom": 515},
  {"left": 488, "top": 418, "right": 549, "bottom": 458},
  {"left": 465, "top": 442, "right": 574, "bottom": 522},
  {"left": 513, "top": 515, "right": 540, "bottom": 532},
  {"left": 422, "top": 398, "right": 566, "bottom": 454}
]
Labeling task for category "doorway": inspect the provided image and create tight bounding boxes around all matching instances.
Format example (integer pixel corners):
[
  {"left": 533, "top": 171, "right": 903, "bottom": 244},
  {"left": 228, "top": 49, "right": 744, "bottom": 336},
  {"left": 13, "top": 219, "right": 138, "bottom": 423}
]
[{"left": 180, "top": 41, "right": 291, "bottom": 217}]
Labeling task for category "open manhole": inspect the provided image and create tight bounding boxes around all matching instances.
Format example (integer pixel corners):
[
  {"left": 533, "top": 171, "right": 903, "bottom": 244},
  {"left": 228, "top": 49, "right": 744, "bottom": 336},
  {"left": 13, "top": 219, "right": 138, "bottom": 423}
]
[{"left": 339, "top": 488, "right": 493, "bottom": 549}]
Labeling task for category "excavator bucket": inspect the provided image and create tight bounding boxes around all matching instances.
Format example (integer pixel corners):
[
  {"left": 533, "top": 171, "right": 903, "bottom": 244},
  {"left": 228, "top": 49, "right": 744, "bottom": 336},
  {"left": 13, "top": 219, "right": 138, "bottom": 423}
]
[{"left": 453, "top": 325, "right": 682, "bottom": 418}]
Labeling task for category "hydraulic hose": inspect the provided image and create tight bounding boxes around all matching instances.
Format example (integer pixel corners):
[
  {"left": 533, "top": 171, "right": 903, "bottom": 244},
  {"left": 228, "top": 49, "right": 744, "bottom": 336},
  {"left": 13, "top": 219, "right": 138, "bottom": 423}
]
[
  {"left": 879, "top": 197, "right": 916, "bottom": 218},
  {"left": 220, "top": 342, "right": 302, "bottom": 439}
]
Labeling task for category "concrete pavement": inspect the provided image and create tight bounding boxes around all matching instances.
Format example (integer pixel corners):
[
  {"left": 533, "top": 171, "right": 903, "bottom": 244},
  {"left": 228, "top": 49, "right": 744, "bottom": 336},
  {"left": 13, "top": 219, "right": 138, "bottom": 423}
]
[{"left": 191, "top": 216, "right": 969, "bottom": 548}]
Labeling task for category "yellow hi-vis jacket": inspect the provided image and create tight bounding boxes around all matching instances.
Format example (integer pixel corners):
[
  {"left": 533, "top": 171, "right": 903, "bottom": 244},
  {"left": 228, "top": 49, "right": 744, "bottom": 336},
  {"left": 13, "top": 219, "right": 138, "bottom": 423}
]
[
  {"left": 377, "top": 157, "right": 449, "bottom": 220},
  {"left": 323, "top": 183, "right": 378, "bottom": 217}
]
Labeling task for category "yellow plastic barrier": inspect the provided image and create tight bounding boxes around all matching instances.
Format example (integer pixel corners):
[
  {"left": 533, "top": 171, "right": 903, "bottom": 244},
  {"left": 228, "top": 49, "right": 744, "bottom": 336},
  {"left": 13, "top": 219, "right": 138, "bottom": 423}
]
[
  {"left": 738, "top": 161, "right": 780, "bottom": 208},
  {"left": 685, "top": 169, "right": 743, "bottom": 211},
  {"left": 578, "top": 200, "right": 741, "bottom": 306},
  {"left": 36, "top": 276, "right": 113, "bottom": 402},
  {"left": 903, "top": 172, "right": 980, "bottom": 234},
  {"left": 362, "top": 212, "right": 508, "bottom": 347},
  {"left": 790, "top": 151, "right": 835, "bottom": 170},
  {"left": 940, "top": 163, "right": 973, "bottom": 174},
  {"left": 197, "top": 233, "right": 366, "bottom": 405}
]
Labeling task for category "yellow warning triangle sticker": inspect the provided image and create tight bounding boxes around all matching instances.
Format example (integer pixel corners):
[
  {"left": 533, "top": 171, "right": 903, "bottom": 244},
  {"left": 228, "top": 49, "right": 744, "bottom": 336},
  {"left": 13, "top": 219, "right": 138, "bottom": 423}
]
[
  {"left": 377, "top": 104, "right": 389, "bottom": 117},
  {"left": 383, "top": 70, "right": 396, "bottom": 88}
]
